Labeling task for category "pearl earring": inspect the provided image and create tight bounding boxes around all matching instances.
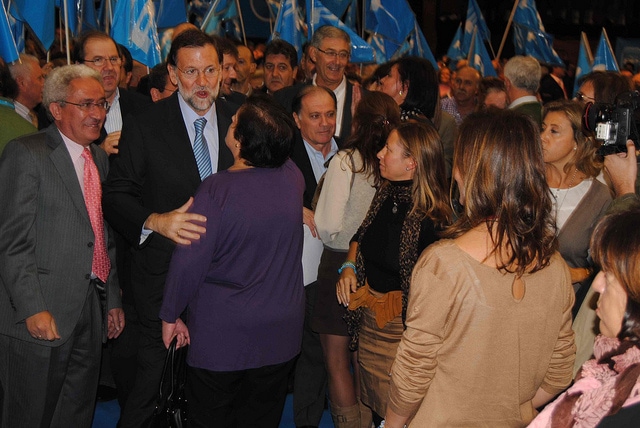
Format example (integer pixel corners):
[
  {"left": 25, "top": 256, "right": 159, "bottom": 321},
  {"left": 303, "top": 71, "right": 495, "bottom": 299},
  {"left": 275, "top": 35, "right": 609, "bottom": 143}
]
[{"left": 399, "top": 90, "right": 403, "bottom": 96}]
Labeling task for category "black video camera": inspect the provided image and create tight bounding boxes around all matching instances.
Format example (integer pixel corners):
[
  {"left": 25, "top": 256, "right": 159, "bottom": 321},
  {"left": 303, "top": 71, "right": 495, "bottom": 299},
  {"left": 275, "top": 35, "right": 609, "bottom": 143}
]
[{"left": 583, "top": 91, "right": 640, "bottom": 156}]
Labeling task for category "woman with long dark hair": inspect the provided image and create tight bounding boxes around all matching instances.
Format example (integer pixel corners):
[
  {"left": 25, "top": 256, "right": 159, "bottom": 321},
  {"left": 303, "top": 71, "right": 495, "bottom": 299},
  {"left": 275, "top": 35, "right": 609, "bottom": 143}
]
[
  {"left": 311, "top": 91, "right": 400, "bottom": 427},
  {"left": 382, "top": 110, "right": 575, "bottom": 427}
]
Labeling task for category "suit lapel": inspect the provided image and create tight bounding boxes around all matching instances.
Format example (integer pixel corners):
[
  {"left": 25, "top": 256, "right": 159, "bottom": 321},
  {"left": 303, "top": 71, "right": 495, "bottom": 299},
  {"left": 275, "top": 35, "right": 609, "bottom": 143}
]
[
  {"left": 215, "top": 99, "right": 234, "bottom": 171},
  {"left": 163, "top": 94, "right": 202, "bottom": 188},
  {"left": 46, "top": 126, "right": 91, "bottom": 225}
]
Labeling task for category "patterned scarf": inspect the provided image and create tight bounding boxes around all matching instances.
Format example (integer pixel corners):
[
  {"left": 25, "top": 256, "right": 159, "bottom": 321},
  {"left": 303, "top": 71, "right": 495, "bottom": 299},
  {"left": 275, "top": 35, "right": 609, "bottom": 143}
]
[{"left": 344, "top": 180, "right": 423, "bottom": 351}]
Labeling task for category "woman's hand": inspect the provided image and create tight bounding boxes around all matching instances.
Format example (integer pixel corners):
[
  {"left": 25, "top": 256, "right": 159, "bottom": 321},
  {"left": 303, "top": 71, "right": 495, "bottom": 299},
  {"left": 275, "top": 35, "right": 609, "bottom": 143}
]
[
  {"left": 569, "top": 266, "right": 592, "bottom": 284},
  {"left": 162, "top": 318, "right": 190, "bottom": 349},
  {"left": 337, "top": 268, "right": 357, "bottom": 307}
]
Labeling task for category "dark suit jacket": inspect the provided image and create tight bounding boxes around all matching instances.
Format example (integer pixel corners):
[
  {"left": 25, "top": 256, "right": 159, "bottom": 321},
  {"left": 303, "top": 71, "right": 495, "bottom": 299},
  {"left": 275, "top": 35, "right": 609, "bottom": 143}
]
[
  {"left": 103, "top": 93, "right": 238, "bottom": 290},
  {"left": 290, "top": 131, "right": 343, "bottom": 210},
  {"left": 540, "top": 74, "right": 566, "bottom": 105},
  {"left": 0, "top": 125, "right": 120, "bottom": 345},
  {"left": 273, "top": 80, "right": 357, "bottom": 141}
]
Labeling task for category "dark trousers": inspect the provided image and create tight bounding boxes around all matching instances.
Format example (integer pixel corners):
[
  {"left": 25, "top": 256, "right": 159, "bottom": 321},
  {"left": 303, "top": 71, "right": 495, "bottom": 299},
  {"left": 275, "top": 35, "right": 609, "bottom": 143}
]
[
  {"left": 0, "top": 287, "right": 102, "bottom": 428},
  {"left": 109, "top": 301, "right": 140, "bottom": 410},
  {"left": 186, "top": 358, "right": 296, "bottom": 428},
  {"left": 293, "top": 281, "right": 327, "bottom": 426},
  {"left": 118, "top": 264, "right": 167, "bottom": 428}
]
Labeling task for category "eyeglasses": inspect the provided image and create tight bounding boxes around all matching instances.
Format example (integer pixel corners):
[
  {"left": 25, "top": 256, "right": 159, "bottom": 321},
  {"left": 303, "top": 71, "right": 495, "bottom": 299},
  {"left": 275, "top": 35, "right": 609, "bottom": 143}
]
[
  {"left": 316, "top": 47, "right": 350, "bottom": 61},
  {"left": 174, "top": 65, "right": 221, "bottom": 80},
  {"left": 57, "top": 99, "right": 110, "bottom": 112},
  {"left": 575, "top": 92, "right": 595, "bottom": 103},
  {"left": 82, "top": 56, "right": 122, "bottom": 67}
]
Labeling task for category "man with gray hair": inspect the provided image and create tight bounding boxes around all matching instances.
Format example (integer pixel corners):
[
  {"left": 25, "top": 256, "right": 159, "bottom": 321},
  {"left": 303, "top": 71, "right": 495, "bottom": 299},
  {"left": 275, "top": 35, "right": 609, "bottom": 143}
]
[
  {"left": 0, "top": 64, "right": 123, "bottom": 427},
  {"left": 8, "top": 53, "right": 45, "bottom": 128},
  {"left": 274, "top": 25, "right": 362, "bottom": 140},
  {"left": 504, "top": 55, "right": 543, "bottom": 124}
]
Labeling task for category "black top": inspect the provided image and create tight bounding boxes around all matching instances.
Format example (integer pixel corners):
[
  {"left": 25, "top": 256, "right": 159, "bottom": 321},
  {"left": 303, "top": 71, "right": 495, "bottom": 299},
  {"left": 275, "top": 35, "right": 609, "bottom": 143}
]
[{"left": 358, "top": 180, "right": 439, "bottom": 294}]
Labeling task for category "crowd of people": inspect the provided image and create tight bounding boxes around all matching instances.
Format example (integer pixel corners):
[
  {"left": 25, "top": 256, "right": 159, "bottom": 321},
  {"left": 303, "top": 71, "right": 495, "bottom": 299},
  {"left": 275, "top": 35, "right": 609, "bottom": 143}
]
[{"left": 2, "top": 20, "right": 640, "bottom": 428}]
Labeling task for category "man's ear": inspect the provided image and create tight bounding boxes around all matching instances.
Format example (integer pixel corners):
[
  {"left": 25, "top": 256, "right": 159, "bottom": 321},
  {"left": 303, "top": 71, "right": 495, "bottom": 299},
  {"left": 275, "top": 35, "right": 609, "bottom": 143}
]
[
  {"left": 167, "top": 64, "right": 178, "bottom": 86},
  {"left": 293, "top": 112, "right": 302, "bottom": 129},
  {"left": 49, "top": 102, "right": 62, "bottom": 121}
]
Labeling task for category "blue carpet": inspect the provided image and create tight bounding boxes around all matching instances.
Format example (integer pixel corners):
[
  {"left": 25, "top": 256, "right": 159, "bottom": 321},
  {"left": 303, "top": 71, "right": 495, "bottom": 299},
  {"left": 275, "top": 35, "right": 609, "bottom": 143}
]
[{"left": 92, "top": 393, "right": 334, "bottom": 428}]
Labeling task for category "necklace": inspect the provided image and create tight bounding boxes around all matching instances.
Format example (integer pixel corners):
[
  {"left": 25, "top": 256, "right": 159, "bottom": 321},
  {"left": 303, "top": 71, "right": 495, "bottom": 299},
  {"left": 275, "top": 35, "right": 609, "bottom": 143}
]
[{"left": 551, "top": 168, "right": 580, "bottom": 218}]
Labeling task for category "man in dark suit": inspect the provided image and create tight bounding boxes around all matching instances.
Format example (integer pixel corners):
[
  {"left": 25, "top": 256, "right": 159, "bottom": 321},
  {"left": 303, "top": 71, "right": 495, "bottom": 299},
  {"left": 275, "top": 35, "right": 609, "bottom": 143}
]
[
  {"left": 289, "top": 85, "right": 340, "bottom": 428},
  {"left": 262, "top": 39, "right": 299, "bottom": 95},
  {"left": 73, "top": 31, "right": 150, "bottom": 156},
  {"left": 274, "top": 25, "right": 362, "bottom": 141},
  {"left": 0, "top": 64, "right": 123, "bottom": 427},
  {"left": 102, "top": 29, "right": 239, "bottom": 428},
  {"left": 540, "top": 64, "right": 568, "bottom": 105}
]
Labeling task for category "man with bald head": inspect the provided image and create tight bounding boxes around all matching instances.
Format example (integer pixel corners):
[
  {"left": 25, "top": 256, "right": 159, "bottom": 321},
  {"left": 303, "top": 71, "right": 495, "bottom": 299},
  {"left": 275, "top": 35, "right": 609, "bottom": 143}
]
[
  {"left": 8, "top": 54, "right": 44, "bottom": 128},
  {"left": 440, "top": 65, "right": 481, "bottom": 125}
]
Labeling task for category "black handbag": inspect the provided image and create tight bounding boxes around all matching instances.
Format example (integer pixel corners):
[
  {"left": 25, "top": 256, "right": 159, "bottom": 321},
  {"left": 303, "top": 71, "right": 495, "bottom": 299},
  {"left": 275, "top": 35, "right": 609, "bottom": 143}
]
[{"left": 150, "top": 337, "right": 188, "bottom": 428}]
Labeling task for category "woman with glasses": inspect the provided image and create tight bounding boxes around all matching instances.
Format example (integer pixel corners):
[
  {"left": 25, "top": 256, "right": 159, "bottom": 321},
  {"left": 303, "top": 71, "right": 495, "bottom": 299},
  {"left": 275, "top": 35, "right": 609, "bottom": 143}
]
[{"left": 575, "top": 71, "right": 632, "bottom": 105}]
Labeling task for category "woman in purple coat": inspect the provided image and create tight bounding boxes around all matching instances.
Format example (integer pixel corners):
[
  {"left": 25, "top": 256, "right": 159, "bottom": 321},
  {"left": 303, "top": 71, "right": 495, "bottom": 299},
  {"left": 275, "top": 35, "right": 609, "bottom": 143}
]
[{"left": 159, "top": 95, "right": 305, "bottom": 427}]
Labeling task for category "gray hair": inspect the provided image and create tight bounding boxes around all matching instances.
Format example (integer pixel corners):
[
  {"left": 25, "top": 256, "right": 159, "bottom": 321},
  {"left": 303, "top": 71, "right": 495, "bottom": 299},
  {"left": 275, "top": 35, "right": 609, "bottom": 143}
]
[
  {"left": 504, "top": 56, "right": 541, "bottom": 93},
  {"left": 310, "top": 25, "right": 350, "bottom": 50},
  {"left": 43, "top": 64, "right": 103, "bottom": 108},
  {"left": 8, "top": 54, "right": 40, "bottom": 80}
]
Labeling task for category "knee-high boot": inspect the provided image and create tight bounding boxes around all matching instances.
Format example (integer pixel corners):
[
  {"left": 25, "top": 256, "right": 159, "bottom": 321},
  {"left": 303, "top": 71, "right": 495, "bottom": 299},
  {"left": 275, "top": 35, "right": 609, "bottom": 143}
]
[{"left": 330, "top": 403, "right": 361, "bottom": 428}]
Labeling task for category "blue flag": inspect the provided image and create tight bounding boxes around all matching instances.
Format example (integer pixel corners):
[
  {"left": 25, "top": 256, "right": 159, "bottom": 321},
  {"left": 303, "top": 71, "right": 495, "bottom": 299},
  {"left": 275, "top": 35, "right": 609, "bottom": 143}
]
[
  {"left": 467, "top": 28, "right": 496, "bottom": 77},
  {"left": 320, "top": 0, "right": 350, "bottom": 19},
  {"left": 592, "top": 28, "right": 619, "bottom": 72},
  {"left": 111, "top": 0, "right": 162, "bottom": 67},
  {"left": 446, "top": 23, "right": 464, "bottom": 62},
  {"left": 512, "top": 22, "right": 564, "bottom": 66},
  {"left": 80, "top": 0, "right": 100, "bottom": 31},
  {"left": 55, "top": 0, "right": 78, "bottom": 36},
  {"left": 307, "top": 0, "right": 374, "bottom": 63},
  {"left": 154, "top": 0, "right": 187, "bottom": 29},
  {"left": 272, "top": 0, "right": 305, "bottom": 61},
  {"left": 364, "top": 0, "right": 414, "bottom": 48},
  {"left": 408, "top": 20, "right": 437, "bottom": 69},
  {"left": 461, "top": 0, "right": 490, "bottom": 56},
  {"left": 3, "top": 0, "right": 25, "bottom": 53},
  {"left": 573, "top": 32, "right": 592, "bottom": 97},
  {"left": 10, "top": 0, "right": 55, "bottom": 50},
  {"left": 200, "top": 0, "right": 236, "bottom": 36},
  {"left": 0, "top": 1, "right": 19, "bottom": 63},
  {"left": 343, "top": 0, "right": 357, "bottom": 30}
]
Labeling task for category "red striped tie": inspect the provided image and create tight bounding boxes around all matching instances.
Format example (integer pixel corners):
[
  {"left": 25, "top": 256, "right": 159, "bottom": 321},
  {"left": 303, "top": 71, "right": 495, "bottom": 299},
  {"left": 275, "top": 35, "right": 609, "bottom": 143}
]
[{"left": 81, "top": 148, "right": 111, "bottom": 282}]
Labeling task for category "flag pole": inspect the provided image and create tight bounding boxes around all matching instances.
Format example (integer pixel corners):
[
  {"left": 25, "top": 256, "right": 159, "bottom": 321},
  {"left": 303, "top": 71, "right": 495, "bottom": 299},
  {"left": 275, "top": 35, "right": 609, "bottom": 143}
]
[
  {"left": 496, "top": 0, "right": 519, "bottom": 61},
  {"left": 581, "top": 31, "right": 593, "bottom": 63},
  {"left": 235, "top": 0, "right": 247, "bottom": 44},
  {"left": 62, "top": 0, "right": 70, "bottom": 64}
]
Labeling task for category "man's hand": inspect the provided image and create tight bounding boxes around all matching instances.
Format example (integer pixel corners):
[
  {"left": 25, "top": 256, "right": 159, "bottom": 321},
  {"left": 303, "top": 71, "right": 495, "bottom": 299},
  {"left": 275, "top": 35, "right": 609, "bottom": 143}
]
[
  {"left": 99, "top": 131, "right": 121, "bottom": 156},
  {"left": 107, "top": 308, "right": 125, "bottom": 339},
  {"left": 604, "top": 139, "right": 638, "bottom": 197},
  {"left": 25, "top": 311, "right": 61, "bottom": 341},
  {"left": 303, "top": 207, "right": 317, "bottom": 238},
  {"left": 145, "top": 197, "right": 207, "bottom": 245}
]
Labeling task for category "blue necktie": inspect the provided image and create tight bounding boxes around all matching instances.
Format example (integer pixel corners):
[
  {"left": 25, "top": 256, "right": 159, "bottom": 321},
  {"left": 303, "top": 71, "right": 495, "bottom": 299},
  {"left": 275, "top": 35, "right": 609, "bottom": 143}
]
[{"left": 193, "top": 117, "right": 212, "bottom": 180}]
